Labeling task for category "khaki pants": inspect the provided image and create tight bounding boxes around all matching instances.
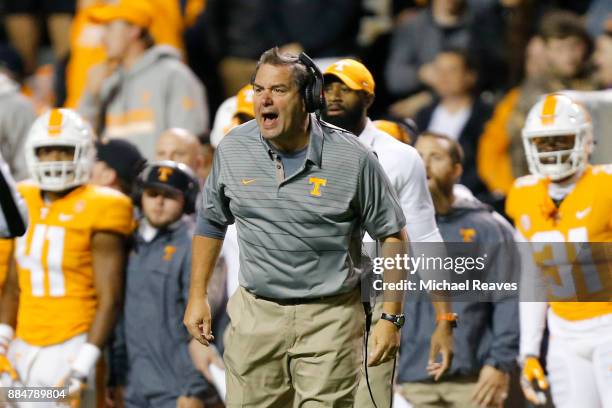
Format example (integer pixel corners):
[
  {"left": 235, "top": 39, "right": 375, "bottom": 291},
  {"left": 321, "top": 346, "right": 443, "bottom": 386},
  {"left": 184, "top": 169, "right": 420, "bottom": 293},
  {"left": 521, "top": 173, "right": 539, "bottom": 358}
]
[
  {"left": 224, "top": 287, "right": 364, "bottom": 407},
  {"left": 398, "top": 378, "right": 479, "bottom": 408},
  {"left": 354, "top": 302, "right": 395, "bottom": 407}
]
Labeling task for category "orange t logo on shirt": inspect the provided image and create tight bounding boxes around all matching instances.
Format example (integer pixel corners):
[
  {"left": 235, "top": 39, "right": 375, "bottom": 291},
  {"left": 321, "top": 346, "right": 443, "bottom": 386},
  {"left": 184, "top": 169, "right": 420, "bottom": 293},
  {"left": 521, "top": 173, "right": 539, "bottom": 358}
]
[{"left": 308, "top": 177, "right": 327, "bottom": 197}]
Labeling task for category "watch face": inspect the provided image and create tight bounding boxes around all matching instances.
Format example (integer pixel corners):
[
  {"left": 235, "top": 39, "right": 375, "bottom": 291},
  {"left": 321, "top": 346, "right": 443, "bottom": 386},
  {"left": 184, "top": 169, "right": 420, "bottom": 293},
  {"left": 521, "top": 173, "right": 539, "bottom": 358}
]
[{"left": 397, "top": 315, "right": 405, "bottom": 327}]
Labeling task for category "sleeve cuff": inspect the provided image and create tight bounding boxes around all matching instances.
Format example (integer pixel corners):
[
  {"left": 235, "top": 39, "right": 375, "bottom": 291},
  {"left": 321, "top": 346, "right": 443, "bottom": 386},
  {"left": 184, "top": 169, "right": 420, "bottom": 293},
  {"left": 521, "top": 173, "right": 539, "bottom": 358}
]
[
  {"left": 195, "top": 215, "right": 228, "bottom": 239},
  {"left": 484, "top": 357, "right": 515, "bottom": 373},
  {"left": 369, "top": 224, "right": 405, "bottom": 241}
]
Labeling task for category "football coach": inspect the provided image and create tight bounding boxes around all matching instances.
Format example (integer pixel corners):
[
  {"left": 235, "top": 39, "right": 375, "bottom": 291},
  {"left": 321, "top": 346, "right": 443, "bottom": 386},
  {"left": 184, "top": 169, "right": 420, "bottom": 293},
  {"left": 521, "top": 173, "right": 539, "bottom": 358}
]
[{"left": 184, "top": 47, "right": 408, "bottom": 407}]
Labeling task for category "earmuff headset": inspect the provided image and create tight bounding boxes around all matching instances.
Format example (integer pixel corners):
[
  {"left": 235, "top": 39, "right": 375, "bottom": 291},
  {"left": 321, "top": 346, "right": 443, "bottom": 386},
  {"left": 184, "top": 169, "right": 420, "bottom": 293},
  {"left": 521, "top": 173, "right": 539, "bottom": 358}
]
[
  {"left": 298, "top": 52, "right": 326, "bottom": 114},
  {"left": 134, "top": 160, "right": 200, "bottom": 215}
]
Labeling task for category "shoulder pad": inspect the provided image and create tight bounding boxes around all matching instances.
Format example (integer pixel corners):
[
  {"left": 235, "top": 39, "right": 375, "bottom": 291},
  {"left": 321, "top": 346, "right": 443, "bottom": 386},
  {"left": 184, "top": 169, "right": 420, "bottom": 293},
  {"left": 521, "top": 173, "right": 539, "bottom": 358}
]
[
  {"left": 513, "top": 174, "right": 543, "bottom": 189},
  {"left": 88, "top": 185, "right": 127, "bottom": 198},
  {"left": 591, "top": 164, "right": 612, "bottom": 176}
]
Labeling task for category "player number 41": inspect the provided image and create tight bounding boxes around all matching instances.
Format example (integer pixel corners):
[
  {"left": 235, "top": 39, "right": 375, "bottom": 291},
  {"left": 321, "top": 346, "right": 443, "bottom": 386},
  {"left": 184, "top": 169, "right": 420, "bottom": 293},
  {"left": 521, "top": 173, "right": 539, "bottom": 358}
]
[{"left": 16, "top": 224, "right": 66, "bottom": 297}]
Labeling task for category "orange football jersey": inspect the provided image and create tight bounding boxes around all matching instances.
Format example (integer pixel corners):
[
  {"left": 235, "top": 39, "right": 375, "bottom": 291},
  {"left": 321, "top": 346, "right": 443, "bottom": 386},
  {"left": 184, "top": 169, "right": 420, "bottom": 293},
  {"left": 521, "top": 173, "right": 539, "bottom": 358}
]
[
  {"left": 9, "top": 182, "right": 133, "bottom": 346},
  {"left": 0, "top": 239, "right": 13, "bottom": 291},
  {"left": 506, "top": 165, "right": 612, "bottom": 321}
]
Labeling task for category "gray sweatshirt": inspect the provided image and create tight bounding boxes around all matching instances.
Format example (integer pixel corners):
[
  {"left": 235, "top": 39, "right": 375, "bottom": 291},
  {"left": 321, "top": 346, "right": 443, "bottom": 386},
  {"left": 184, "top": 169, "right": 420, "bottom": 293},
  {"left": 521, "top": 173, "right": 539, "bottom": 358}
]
[
  {"left": 78, "top": 46, "right": 209, "bottom": 160},
  {"left": 398, "top": 196, "right": 519, "bottom": 382},
  {"left": 0, "top": 73, "right": 36, "bottom": 180}
]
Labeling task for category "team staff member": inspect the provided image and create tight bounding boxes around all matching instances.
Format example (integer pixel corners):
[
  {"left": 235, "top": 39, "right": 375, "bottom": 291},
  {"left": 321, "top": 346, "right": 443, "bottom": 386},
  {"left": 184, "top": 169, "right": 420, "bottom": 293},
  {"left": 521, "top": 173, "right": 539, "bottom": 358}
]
[
  {"left": 397, "top": 133, "right": 519, "bottom": 408},
  {"left": 322, "top": 59, "right": 454, "bottom": 406},
  {"left": 0, "top": 109, "right": 133, "bottom": 404},
  {"left": 154, "top": 131, "right": 232, "bottom": 353},
  {"left": 184, "top": 48, "right": 408, "bottom": 406},
  {"left": 110, "top": 161, "right": 220, "bottom": 408},
  {"left": 322, "top": 59, "right": 443, "bottom": 245}
]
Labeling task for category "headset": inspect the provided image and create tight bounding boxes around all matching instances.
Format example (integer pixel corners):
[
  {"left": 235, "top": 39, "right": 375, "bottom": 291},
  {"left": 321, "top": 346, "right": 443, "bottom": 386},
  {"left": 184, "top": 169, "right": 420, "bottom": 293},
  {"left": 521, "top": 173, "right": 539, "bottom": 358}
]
[
  {"left": 134, "top": 160, "right": 200, "bottom": 215},
  {"left": 298, "top": 52, "right": 326, "bottom": 114}
]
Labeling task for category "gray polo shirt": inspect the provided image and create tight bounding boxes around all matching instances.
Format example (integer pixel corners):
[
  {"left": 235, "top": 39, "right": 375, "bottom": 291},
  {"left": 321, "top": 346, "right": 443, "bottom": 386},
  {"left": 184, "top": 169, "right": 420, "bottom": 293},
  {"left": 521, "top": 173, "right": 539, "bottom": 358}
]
[{"left": 199, "top": 116, "right": 405, "bottom": 299}]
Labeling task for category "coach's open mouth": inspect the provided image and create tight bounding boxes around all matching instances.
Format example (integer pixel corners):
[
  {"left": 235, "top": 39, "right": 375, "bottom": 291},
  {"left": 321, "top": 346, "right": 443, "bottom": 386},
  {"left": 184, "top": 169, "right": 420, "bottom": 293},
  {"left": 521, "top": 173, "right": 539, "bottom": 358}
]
[{"left": 262, "top": 112, "right": 279, "bottom": 128}]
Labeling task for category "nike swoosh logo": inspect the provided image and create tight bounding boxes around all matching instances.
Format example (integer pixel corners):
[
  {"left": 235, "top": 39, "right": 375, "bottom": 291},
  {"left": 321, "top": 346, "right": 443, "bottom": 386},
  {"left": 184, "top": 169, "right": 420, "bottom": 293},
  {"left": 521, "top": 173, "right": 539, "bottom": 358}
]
[
  {"left": 241, "top": 178, "right": 257, "bottom": 185},
  {"left": 576, "top": 207, "right": 591, "bottom": 220}
]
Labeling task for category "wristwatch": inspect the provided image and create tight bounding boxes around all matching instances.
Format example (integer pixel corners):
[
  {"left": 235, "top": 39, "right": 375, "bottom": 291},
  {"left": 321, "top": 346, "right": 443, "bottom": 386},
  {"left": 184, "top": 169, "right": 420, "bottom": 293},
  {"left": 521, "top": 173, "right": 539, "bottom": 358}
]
[
  {"left": 436, "top": 312, "right": 458, "bottom": 328},
  {"left": 380, "top": 313, "right": 405, "bottom": 329}
]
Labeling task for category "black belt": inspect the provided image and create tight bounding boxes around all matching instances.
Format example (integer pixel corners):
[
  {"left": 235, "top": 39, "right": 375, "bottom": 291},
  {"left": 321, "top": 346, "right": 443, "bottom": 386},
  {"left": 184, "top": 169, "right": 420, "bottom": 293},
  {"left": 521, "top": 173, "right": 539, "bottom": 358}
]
[{"left": 247, "top": 289, "right": 354, "bottom": 305}]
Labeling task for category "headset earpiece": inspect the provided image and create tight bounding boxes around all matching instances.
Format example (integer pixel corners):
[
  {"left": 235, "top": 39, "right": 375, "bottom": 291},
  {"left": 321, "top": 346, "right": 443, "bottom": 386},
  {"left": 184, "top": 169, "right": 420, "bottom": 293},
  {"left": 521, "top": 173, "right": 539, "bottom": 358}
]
[
  {"left": 298, "top": 52, "right": 326, "bottom": 113},
  {"left": 182, "top": 178, "right": 199, "bottom": 215}
]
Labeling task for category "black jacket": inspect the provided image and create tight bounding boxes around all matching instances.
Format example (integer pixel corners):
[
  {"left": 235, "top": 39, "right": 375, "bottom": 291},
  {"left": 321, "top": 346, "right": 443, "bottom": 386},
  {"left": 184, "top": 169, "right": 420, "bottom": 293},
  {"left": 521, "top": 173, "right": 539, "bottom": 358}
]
[{"left": 415, "top": 97, "right": 493, "bottom": 198}]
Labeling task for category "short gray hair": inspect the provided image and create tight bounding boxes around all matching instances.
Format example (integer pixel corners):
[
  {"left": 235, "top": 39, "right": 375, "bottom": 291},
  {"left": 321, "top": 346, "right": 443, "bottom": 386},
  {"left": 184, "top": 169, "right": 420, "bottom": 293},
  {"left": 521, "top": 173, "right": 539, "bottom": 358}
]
[{"left": 251, "top": 47, "right": 310, "bottom": 92}]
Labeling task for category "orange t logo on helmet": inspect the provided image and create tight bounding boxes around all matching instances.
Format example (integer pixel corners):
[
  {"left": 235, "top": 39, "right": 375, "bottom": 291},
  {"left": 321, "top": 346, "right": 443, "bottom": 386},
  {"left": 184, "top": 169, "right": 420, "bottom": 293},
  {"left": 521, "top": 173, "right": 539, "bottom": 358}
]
[{"left": 158, "top": 167, "right": 173, "bottom": 182}]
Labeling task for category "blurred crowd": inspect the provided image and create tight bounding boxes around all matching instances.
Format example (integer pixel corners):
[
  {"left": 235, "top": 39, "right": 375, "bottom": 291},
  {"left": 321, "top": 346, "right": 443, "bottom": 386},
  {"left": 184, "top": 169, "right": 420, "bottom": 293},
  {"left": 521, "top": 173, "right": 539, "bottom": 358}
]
[
  {"left": 0, "top": 0, "right": 611, "bottom": 209},
  {"left": 1, "top": 0, "right": 612, "bottom": 406}
]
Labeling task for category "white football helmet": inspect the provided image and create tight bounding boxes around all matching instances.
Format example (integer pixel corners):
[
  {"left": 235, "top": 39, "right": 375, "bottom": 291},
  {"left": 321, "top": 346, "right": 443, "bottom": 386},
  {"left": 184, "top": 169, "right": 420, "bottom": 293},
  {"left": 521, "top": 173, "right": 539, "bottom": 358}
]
[
  {"left": 25, "top": 109, "right": 95, "bottom": 191},
  {"left": 522, "top": 93, "right": 593, "bottom": 181}
]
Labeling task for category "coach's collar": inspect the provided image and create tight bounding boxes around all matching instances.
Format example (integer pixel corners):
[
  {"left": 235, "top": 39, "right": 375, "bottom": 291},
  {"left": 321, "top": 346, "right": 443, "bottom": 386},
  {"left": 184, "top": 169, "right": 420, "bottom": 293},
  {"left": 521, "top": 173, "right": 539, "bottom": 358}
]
[{"left": 259, "top": 114, "right": 323, "bottom": 167}]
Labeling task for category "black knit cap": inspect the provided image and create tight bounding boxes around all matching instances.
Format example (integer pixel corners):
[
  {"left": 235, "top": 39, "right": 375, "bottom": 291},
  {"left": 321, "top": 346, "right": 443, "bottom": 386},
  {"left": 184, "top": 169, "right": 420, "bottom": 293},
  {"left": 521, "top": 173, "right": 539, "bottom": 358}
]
[{"left": 95, "top": 139, "right": 146, "bottom": 186}]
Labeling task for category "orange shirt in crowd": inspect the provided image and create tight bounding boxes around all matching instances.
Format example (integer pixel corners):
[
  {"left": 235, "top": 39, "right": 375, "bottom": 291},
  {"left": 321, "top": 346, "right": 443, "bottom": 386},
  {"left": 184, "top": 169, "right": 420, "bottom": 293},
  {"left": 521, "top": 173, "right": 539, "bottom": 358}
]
[
  {"left": 477, "top": 88, "right": 521, "bottom": 196},
  {"left": 65, "top": 2, "right": 107, "bottom": 108}
]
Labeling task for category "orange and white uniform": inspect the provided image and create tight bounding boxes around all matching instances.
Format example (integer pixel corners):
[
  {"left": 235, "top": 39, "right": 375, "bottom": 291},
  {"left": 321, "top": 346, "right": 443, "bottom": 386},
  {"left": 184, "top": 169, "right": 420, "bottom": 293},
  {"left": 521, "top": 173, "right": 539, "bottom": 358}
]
[
  {"left": 13, "top": 182, "right": 133, "bottom": 346},
  {"left": 0, "top": 182, "right": 132, "bottom": 400},
  {"left": 507, "top": 166, "right": 612, "bottom": 320},
  {"left": 507, "top": 166, "right": 612, "bottom": 408}
]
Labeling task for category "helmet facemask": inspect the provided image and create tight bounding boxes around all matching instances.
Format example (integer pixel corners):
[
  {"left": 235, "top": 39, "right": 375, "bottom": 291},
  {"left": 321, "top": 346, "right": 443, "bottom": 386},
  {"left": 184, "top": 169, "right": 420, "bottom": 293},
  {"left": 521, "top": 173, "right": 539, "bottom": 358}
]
[
  {"left": 521, "top": 93, "right": 593, "bottom": 182},
  {"left": 522, "top": 125, "right": 591, "bottom": 182},
  {"left": 29, "top": 143, "right": 93, "bottom": 192}
]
